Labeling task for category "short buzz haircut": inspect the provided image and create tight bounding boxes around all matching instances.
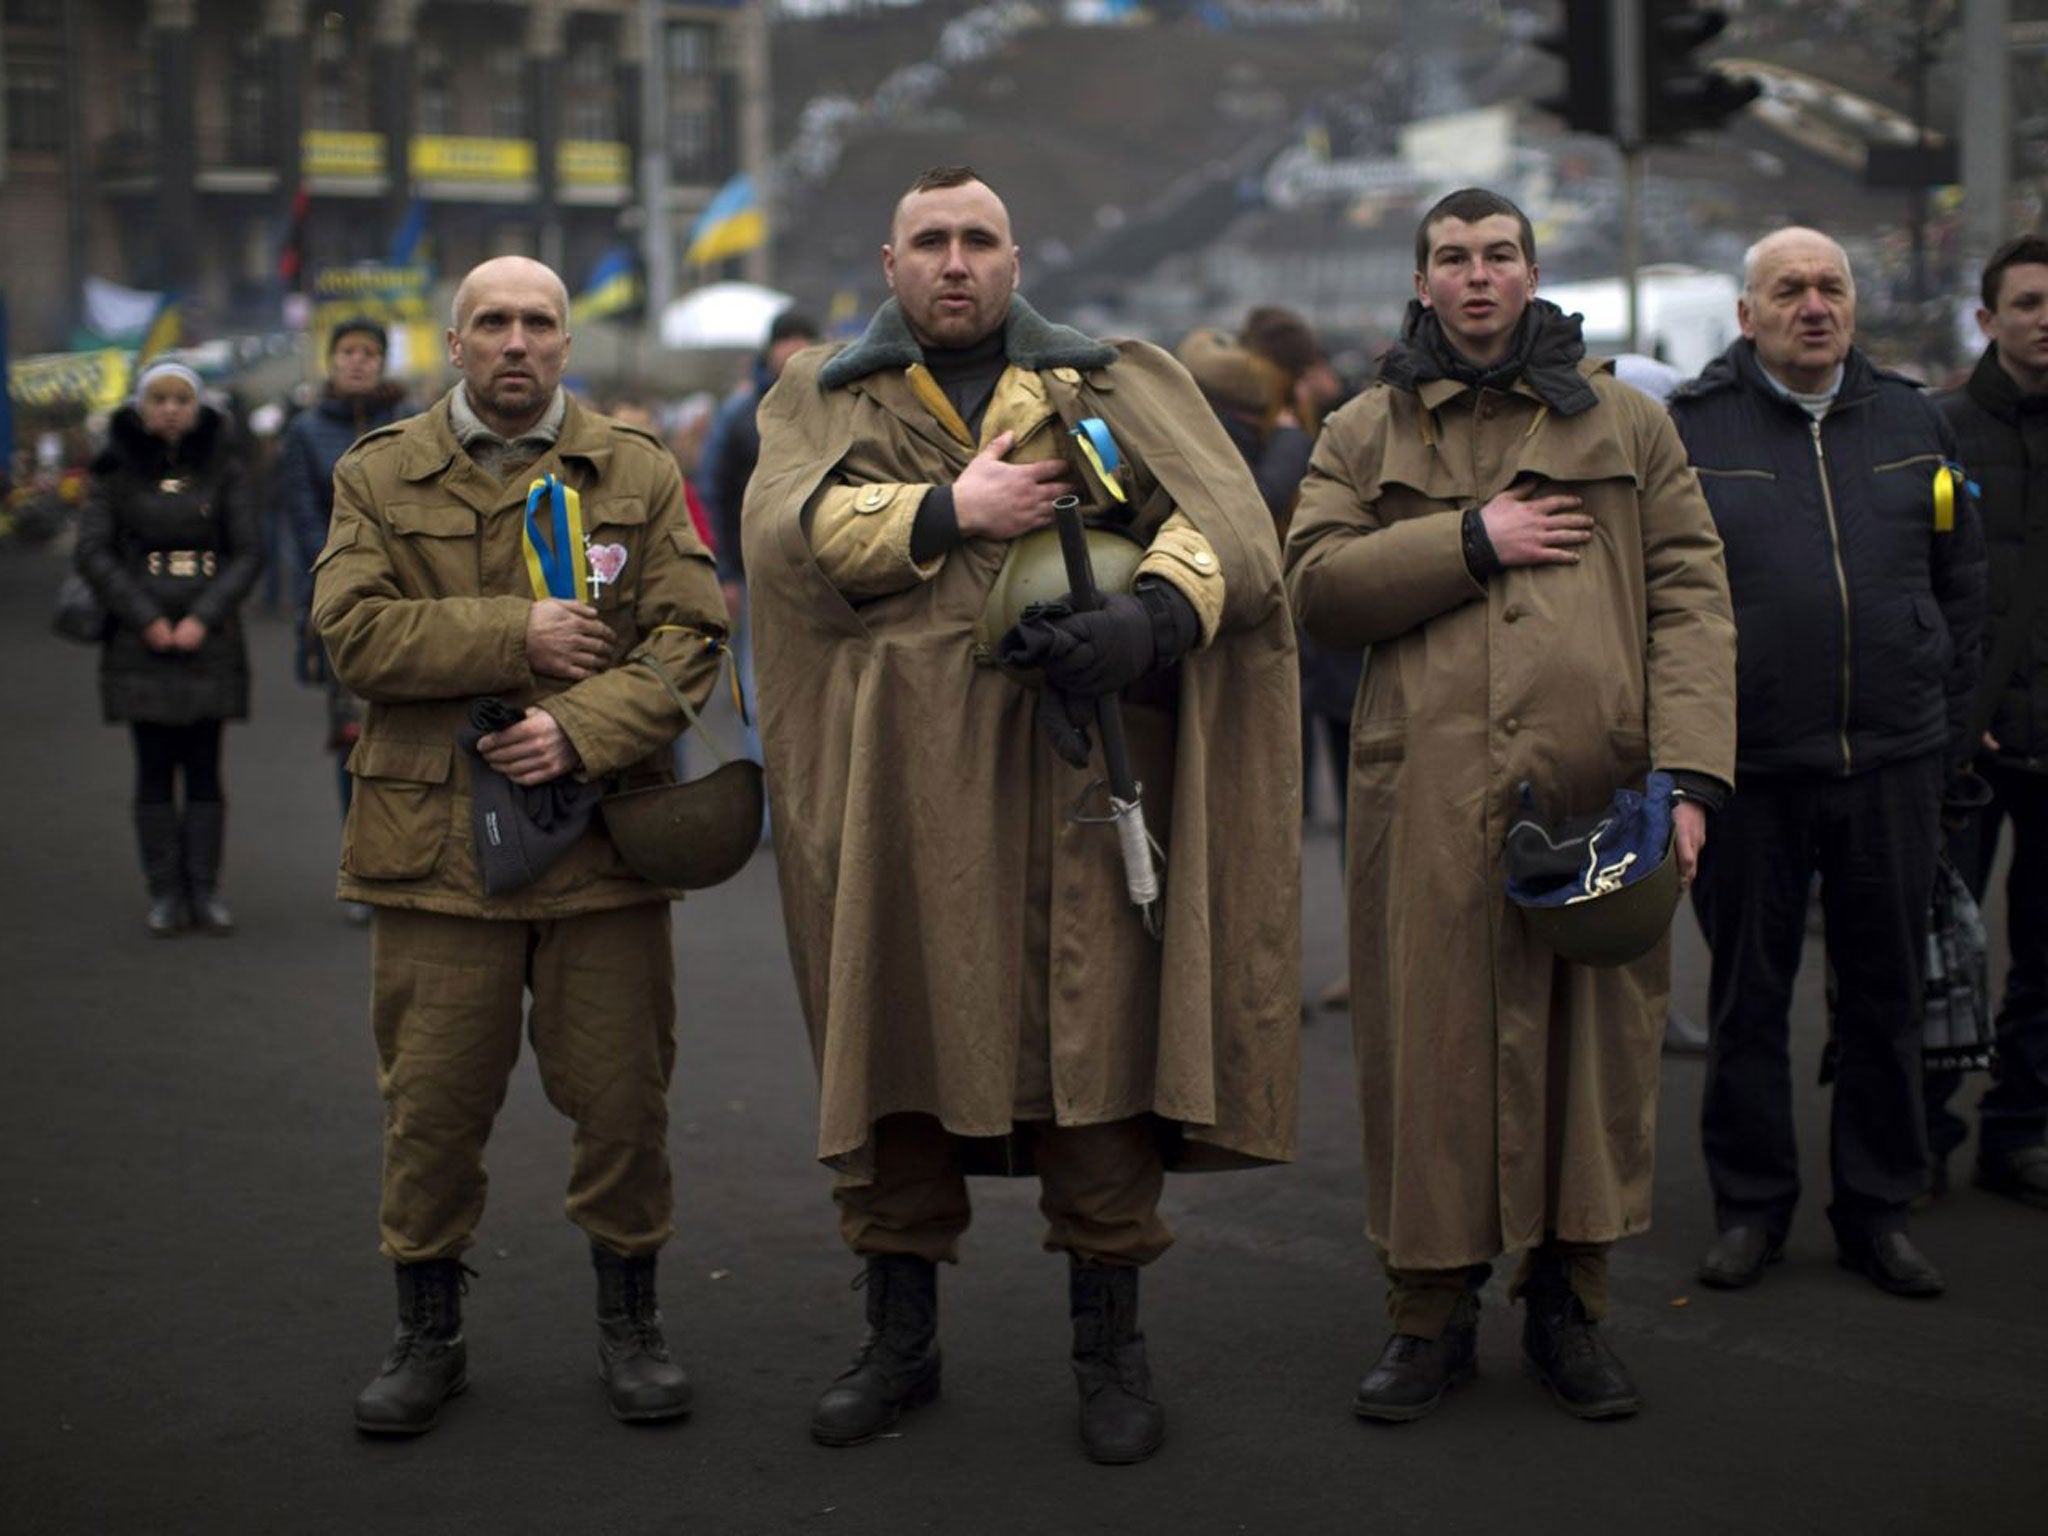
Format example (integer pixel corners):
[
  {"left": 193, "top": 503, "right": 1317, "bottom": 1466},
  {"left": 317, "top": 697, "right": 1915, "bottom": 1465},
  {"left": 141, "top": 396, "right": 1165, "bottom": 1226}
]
[
  {"left": 1982, "top": 234, "right": 2048, "bottom": 310},
  {"left": 906, "top": 164, "right": 981, "bottom": 197},
  {"left": 1415, "top": 188, "right": 1536, "bottom": 272}
]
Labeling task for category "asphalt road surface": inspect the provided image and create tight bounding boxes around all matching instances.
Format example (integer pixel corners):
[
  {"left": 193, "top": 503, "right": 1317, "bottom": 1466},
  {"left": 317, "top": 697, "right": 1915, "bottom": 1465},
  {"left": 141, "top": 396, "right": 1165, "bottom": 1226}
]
[{"left": 3, "top": 539, "right": 2043, "bottom": 1536}]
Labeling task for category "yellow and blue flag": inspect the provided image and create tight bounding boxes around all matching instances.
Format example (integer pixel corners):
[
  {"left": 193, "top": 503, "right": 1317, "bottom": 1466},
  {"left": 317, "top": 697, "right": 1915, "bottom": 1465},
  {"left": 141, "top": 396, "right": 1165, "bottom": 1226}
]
[
  {"left": 571, "top": 247, "right": 642, "bottom": 324},
  {"left": 684, "top": 174, "right": 767, "bottom": 267},
  {"left": 388, "top": 198, "right": 431, "bottom": 272},
  {"left": 136, "top": 295, "right": 183, "bottom": 366}
]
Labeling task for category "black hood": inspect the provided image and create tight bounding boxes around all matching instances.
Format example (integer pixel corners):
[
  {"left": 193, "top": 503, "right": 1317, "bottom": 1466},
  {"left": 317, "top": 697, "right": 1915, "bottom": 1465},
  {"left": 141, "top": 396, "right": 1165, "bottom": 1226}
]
[{"left": 97, "top": 401, "right": 228, "bottom": 474}]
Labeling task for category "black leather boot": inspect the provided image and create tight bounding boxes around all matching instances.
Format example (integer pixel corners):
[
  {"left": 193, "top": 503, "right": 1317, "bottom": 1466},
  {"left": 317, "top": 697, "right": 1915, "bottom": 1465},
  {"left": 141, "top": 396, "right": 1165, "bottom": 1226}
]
[
  {"left": 181, "top": 801, "right": 234, "bottom": 934},
  {"left": 1069, "top": 1258, "right": 1163, "bottom": 1465},
  {"left": 810, "top": 1254, "right": 940, "bottom": 1447},
  {"left": 592, "top": 1246, "right": 693, "bottom": 1423},
  {"left": 354, "top": 1259, "right": 469, "bottom": 1435},
  {"left": 1521, "top": 1289, "right": 1640, "bottom": 1420},
  {"left": 134, "top": 802, "right": 186, "bottom": 936},
  {"left": 1353, "top": 1290, "right": 1479, "bottom": 1422}
]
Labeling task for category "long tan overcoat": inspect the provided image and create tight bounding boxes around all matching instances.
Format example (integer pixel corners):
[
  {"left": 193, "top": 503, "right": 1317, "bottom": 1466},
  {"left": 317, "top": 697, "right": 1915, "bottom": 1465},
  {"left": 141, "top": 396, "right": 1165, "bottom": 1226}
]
[
  {"left": 744, "top": 300, "right": 1301, "bottom": 1182},
  {"left": 1284, "top": 361, "right": 1736, "bottom": 1270},
  {"left": 311, "top": 392, "right": 728, "bottom": 920}
]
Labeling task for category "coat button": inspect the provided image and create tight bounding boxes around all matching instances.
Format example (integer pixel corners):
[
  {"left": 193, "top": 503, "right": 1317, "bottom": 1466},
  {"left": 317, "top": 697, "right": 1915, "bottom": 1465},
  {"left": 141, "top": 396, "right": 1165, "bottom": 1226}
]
[
  {"left": 1192, "top": 551, "right": 1213, "bottom": 568},
  {"left": 1052, "top": 367, "right": 1082, "bottom": 384},
  {"left": 1504, "top": 716, "right": 1520, "bottom": 734},
  {"left": 1503, "top": 605, "right": 1521, "bottom": 623}
]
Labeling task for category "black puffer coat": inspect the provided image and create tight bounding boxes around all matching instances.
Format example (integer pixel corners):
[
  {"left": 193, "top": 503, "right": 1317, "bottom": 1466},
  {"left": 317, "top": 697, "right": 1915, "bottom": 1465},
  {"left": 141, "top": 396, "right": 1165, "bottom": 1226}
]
[
  {"left": 1668, "top": 341, "right": 1985, "bottom": 778},
  {"left": 1941, "top": 345, "right": 2048, "bottom": 765},
  {"left": 74, "top": 404, "right": 261, "bottom": 724}
]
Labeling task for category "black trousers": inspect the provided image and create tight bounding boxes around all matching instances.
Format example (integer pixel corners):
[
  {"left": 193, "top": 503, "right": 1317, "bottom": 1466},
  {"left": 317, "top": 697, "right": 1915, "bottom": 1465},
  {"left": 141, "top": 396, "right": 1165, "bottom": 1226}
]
[
  {"left": 130, "top": 720, "right": 224, "bottom": 806},
  {"left": 1926, "top": 759, "right": 2048, "bottom": 1158},
  {"left": 1692, "top": 754, "right": 1944, "bottom": 1238}
]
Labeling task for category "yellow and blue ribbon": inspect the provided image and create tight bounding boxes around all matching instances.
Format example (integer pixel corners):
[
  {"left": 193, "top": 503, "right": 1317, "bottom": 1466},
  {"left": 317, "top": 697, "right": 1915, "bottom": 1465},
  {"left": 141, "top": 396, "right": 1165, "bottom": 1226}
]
[
  {"left": 1071, "top": 417, "right": 1127, "bottom": 505},
  {"left": 522, "top": 474, "right": 589, "bottom": 602},
  {"left": 1932, "top": 460, "right": 1975, "bottom": 534}
]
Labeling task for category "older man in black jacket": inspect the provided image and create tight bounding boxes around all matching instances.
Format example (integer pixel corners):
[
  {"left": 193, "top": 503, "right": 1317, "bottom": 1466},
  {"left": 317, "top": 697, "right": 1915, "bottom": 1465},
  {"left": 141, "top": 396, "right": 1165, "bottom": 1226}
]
[
  {"left": 1668, "top": 226, "right": 1985, "bottom": 1298},
  {"left": 1924, "top": 235, "right": 2048, "bottom": 1210}
]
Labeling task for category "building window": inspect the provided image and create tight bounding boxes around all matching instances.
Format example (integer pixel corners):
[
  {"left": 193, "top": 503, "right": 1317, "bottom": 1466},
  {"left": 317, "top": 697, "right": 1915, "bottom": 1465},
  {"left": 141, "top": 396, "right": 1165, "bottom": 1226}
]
[
  {"left": 665, "top": 107, "right": 711, "bottom": 172},
  {"left": 4, "top": 58, "right": 63, "bottom": 153},
  {"left": 312, "top": 7, "right": 358, "bottom": 131},
  {"left": 417, "top": 43, "right": 452, "bottom": 135},
  {"left": 228, "top": 36, "right": 270, "bottom": 163},
  {"left": 487, "top": 45, "right": 528, "bottom": 139},
  {"left": 664, "top": 22, "right": 713, "bottom": 79},
  {"left": 565, "top": 37, "right": 616, "bottom": 142},
  {"left": 3, "top": 0, "right": 65, "bottom": 27}
]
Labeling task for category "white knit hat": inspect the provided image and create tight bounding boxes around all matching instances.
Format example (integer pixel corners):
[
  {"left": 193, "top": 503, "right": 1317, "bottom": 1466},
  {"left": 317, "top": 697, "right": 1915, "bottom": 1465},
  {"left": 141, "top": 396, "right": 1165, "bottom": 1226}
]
[{"left": 134, "top": 360, "right": 203, "bottom": 400}]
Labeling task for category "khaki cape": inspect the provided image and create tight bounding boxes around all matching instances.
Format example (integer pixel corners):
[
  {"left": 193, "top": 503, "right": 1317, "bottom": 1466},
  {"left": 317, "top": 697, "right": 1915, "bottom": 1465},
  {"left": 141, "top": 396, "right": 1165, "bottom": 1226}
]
[
  {"left": 1285, "top": 363, "right": 1737, "bottom": 1270},
  {"left": 744, "top": 303, "right": 1301, "bottom": 1182}
]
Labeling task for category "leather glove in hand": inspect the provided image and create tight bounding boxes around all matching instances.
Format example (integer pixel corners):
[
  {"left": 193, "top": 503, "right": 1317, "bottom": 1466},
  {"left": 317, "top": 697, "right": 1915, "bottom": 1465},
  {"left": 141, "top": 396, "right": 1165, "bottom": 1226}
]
[
  {"left": 1035, "top": 685, "right": 1098, "bottom": 769},
  {"left": 996, "top": 582, "right": 1200, "bottom": 700}
]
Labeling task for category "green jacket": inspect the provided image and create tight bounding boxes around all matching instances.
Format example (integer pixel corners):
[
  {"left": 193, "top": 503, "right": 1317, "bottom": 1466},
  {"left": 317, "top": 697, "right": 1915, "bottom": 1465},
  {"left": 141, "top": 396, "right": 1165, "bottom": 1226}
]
[{"left": 311, "top": 391, "right": 727, "bottom": 918}]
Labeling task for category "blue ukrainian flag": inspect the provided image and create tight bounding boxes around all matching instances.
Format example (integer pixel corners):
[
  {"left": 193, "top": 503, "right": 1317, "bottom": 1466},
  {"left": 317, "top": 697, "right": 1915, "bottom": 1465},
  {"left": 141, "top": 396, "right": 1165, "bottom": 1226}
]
[
  {"left": 388, "top": 198, "right": 431, "bottom": 272},
  {"left": 684, "top": 174, "right": 767, "bottom": 267},
  {"left": 571, "top": 247, "right": 642, "bottom": 323}
]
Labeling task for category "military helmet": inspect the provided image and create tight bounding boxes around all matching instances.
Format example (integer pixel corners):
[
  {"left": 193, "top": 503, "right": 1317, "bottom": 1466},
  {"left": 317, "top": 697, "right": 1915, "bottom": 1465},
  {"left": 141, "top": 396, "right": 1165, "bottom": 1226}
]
[
  {"left": 599, "top": 758, "right": 764, "bottom": 892},
  {"left": 973, "top": 522, "right": 1147, "bottom": 680},
  {"left": 1504, "top": 772, "right": 1680, "bottom": 968}
]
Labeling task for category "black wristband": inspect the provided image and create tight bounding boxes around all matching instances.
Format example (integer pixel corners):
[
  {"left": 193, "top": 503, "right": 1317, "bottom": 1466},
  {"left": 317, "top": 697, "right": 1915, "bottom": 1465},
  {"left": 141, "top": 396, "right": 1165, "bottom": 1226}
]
[
  {"left": 910, "top": 486, "right": 963, "bottom": 563},
  {"left": 1135, "top": 579, "right": 1202, "bottom": 666},
  {"left": 1666, "top": 769, "right": 1730, "bottom": 814},
  {"left": 1461, "top": 505, "right": 1502, "bottom": 579}
]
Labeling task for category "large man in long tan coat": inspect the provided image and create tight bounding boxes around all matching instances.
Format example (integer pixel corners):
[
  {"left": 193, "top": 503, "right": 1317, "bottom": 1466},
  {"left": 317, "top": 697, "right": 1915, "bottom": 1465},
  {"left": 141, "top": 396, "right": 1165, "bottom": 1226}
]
[
  {"left": 312, "top": 257, "right": 728, "bottom": 1436},
  {"left": 1285, "top": 189, "right": 1736, "bottom": 1422},
  {"left": 744, "top": 167, "right": 1300, "bottom": 1464}
]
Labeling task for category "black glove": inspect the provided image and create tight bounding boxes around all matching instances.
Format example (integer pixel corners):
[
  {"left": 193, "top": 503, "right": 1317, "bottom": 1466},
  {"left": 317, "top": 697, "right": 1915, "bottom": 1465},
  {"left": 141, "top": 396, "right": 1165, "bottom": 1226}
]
[
  {"left": 996, "top": 582, "right": 1200, "bottom": 700},
  {"left": 1035, "top": 685, "right": 1098, "bottom": 769}
]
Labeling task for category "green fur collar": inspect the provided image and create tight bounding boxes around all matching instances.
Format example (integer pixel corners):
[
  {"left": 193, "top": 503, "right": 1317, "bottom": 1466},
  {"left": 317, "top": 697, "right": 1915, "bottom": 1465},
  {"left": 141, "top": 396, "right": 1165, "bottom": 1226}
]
[{"left": 818, "top": 296, "right": 1117, "bottom": 388}]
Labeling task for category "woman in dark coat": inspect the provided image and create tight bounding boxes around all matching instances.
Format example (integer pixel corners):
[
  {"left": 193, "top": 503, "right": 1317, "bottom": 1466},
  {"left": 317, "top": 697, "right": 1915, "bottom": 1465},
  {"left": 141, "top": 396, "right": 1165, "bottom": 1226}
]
[{"left": 75, "top": 361, "right": 261, "bottom": 935}]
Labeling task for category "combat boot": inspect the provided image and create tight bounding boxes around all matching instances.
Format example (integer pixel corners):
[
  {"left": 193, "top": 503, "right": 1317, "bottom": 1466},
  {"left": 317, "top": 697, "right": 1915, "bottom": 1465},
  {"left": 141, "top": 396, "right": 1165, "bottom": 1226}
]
[
  {"left": 1521, "top": 1290, "right": 1640, "bottom": 1420},
  {"left": 180, "top": 801, "right": 234, "bottom": 934},
  {"left": 1352, "top": 1289, "right": 1479, "bottom": 1422},
  {"left": 1069, "top": 1257, "right": 1163, "bottom": 1465},
  {"left": 592, "top": 1245, "right": 693, "bottom": 1422},
  {"left": 810, "top": 1254, "right": 940, "bottom": 1447},
  {"left": 354, "top": 1259, "right": 468, "bottom": 1435},
  {"left": 134, "top": 802, "right": 186, "bottom": 936}
]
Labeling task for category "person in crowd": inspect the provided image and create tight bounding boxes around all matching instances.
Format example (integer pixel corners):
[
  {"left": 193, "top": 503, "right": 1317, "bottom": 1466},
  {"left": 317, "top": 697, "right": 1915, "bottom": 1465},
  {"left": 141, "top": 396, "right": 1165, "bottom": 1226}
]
[
  {"left": 700, "top": 309, "right": 820, "bottom": 758},
  {"left": 1285, "top": 187, "right": 1736, "bottom": 1423},
  {"left": 1924, "top": 234, "right": 2048, "bottom": 1210},
  {"left": 1667, "top": 226, "right": 1985, "bottom": 1298},
  {"left": 310, "top": 256, "right": 729, "bottom": 1436},
  {"left": 277, "top": 317, "right": 410, "bottom": 915},
  {"left": 74, "top": 361, "right": 263, "bottom": 936},
  {"left": 1177, "top": 318, "right": 1360, "bottom": 1010},
  {"left": 743, "top": 166, "right": 1300, "bottom": 1465}
]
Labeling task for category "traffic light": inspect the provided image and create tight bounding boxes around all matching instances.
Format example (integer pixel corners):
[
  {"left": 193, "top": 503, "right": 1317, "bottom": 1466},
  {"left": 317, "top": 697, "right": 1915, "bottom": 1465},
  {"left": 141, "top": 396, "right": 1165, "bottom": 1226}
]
[
  {"left": 1536, "top": 0, "right": 1616, "bottom": 139},
  {"left": 1641, "top": 0, "right": 1761, "bottom": 141}
]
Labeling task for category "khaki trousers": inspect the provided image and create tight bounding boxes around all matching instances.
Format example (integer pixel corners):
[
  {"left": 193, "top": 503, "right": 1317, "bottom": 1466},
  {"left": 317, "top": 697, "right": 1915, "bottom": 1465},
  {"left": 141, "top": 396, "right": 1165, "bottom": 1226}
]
[
  {"left": 1386, "top": 1240, "right": 1611, "bottom": 1338},
  {"left": 834, "top": 1112, "right": 1173, "bottom": 1267},
  {"left": 370, "top": 904, "right": 676, "bottom": 1263}
]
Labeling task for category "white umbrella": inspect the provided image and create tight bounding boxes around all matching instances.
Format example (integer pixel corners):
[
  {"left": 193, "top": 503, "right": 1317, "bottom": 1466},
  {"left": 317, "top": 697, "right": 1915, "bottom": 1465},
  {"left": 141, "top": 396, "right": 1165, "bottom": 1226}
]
[{"left": 659, "top": 281, "right": 794, "bottom": 351}]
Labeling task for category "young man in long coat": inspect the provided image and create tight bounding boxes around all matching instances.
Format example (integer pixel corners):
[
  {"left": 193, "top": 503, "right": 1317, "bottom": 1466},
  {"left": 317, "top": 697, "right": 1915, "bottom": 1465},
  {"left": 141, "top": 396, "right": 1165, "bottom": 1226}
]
[
  {"left": 1285, "top": 188, "right": 1736, "bottom": 1422},
  {"left": 743, "top": 167, "right": 1300, "bottom": 1464}
]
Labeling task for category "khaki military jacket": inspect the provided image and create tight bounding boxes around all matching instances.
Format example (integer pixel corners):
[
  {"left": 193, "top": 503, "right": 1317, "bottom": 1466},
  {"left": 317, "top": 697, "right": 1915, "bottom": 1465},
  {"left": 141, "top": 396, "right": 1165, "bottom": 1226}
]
[
  {"left": 311, "top": 392, "right": 727, "bottom": 919},
  {"left": 1285, "top": 361, "right": 1737, "bottom": 1270},
  {"left": 744, "top": 299, "right": 1301, "bottom": 1183}
]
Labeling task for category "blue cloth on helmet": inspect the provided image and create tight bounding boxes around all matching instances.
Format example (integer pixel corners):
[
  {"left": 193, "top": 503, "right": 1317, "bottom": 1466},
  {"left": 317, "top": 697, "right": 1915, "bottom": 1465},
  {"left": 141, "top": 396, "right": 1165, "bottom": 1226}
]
[{"left": 1504, "top": 771, "right": 1675, "bottom": 909}]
